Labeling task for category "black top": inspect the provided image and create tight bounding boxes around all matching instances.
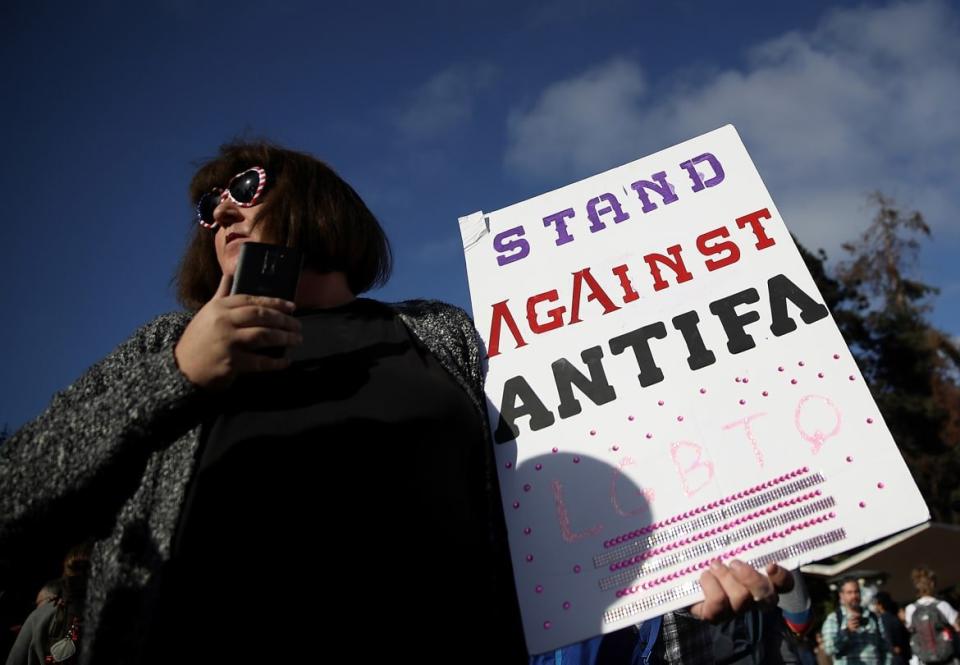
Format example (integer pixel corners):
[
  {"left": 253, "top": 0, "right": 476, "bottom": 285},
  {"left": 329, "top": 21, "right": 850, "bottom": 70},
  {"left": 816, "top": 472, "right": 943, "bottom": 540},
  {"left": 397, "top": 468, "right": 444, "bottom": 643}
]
[
  {"left": 144, "top": 299, "right": 519, "bottom": 661},
  {"left": 879, "top": 611, "right": 911, "bottom": 664}
]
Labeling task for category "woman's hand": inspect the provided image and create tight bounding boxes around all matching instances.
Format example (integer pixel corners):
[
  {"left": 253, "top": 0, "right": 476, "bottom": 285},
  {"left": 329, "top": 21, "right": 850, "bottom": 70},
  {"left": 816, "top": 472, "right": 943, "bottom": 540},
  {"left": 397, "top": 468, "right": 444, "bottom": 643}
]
[
  {"left": 174, "top": 274, "right": 303, "bottom": 391},
  {"left": 689, "top": 560, "right": 794, "bottom": 622}
]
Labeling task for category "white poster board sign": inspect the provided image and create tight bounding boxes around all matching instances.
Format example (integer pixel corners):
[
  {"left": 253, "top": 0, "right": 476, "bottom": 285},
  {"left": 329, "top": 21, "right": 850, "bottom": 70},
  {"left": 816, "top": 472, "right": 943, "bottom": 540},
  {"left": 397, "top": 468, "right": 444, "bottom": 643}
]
[{"left": 458, "top": 125, "right": 929, "bottom": 654}]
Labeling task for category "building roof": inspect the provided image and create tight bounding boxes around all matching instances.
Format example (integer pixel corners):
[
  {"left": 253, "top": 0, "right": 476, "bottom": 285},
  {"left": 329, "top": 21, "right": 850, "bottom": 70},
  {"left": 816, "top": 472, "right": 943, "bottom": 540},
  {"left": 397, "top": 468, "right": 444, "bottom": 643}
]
[{"left": 801, "top": 522, "right": 960, "bottom": 602}]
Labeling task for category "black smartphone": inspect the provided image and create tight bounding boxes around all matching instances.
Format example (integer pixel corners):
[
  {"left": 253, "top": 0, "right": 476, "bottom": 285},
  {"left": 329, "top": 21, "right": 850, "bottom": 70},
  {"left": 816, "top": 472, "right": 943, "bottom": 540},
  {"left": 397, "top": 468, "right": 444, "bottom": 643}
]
[{"left": 231, "top": 242, "right": 303, "bottom": 357}]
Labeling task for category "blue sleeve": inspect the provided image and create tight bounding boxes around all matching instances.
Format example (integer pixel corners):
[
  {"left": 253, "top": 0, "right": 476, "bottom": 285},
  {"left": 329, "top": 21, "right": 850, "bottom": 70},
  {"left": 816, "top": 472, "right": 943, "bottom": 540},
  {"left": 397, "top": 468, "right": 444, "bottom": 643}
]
[
  {"left": 529, "top": 617, "right": 662, "bottom": 665},
  {"left": 530, "top": 635, "right": 604, "bottom": 665}
]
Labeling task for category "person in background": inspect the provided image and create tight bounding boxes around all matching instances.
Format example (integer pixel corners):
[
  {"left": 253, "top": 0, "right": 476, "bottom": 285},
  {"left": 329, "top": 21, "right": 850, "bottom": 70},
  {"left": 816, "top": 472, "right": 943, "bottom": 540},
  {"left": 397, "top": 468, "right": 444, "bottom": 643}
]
[
  {"left": 820, "top": 577, "right": 888, "bottom": 664},
  {"left": 905, "top": 567, "right": 959, "bottom": 665},
  {"left": 776, "top": 570, "right": 815, "bottom": 664},
  {"left": 5, "top": 543, "right": 90, "bottom": 665},
  {"left": 813, "top": 631, "right": 834, "bottom": 665},
  {"left": 874, "top": 591, "right": 910, "bottom": 665},
  {"left": 33, "top": 581, "right": 62, "bottom": 610}
]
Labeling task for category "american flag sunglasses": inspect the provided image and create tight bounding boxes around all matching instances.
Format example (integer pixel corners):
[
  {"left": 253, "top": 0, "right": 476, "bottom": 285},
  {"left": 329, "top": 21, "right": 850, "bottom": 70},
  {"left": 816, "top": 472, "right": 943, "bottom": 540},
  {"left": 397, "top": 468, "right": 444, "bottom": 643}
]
[{"left": 196, "top": 166, "right": 268, "bottom": 229}]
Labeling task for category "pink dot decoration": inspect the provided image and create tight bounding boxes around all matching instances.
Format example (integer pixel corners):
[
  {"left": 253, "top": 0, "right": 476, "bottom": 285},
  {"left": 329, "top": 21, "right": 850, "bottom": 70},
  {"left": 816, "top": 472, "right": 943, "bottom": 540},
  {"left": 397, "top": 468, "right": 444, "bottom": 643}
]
[
  {"left": 526, "top": 554, "right": 534, "bottom": 562},
  {"left": 535, "top": 585, "right": 544, "bottom": 593},
  {"left": 612, "top": 445, "right": 620, "bottom": 451},
  {"left": 846, "top": 455, "right": 854, "bottom": 463},
  {"left": 762, "top": 390, "right": 769, "bottom": 397},
  {"left": 778, "top": 366, "right": 784, "bottom": 372},
  {"left": 817, "top": 372, "right": 824, "bottom": 378},
  {"left": 791, "top": 378, "right": 798, "bottom": 385},
  {"left": 833, "top": 353, "right": 840, "bottom": 359},
  {"left": 535, "top": 463, "right": 543, "bottom": 471},
  {"left": 504, "top": 461, "right": 513, "bottom": 469},
  {"left": 589, "top": 430, "right": 596, "bottom": 436},
  {"left": 563, "top": 601, "right": 572, "bottom": 610},
  {"left": 848, "top": 375, "right": 855, "bottom": 381},
  {"left": 859, "top": 501, "right": 866, "bottom": 508},
  {"left": 799, "top": 361, "right": 805, "bottom": 367},
  {"left": 645, "top": 433, "right": 653, "bottom": 439},
  {"left": 573, "top": 456, "right": 580, "bottom": 464},
  {"left": 700, "top": 387, "right": 707, "bottom": 394},
  {"left": 552, "top": 447, "right": 559, "bottom": 454},
  {"left": 739, "top": 399, "right": 746, "bottom": 405},
  {"left": 658, "top": 400, "right": 665, "bottom": 406},
  {"left": 877, "top": 482, "right": 885, "bottom": 489},
  {"left": 866, "top": 418, "right": 874, "bottom": 424},
  {"left": 512, "top": 501, "right": 520, "bottom": 509},
  {"left": 543, "top": 621, "right": 552, "bottom": 630},
  {"left": 743, "top": 377, "right": 749, "bottom": 384},
  {"left": 523, "top": 484, "right": 532, "bottom": 492},
  {"left": 677, "top": 415, "right": 684, "bottom": 422},
  {"left": 573, "top": 565, "right": 582, "bottom": 573},
  {"left": 735, "top": 377, "right": 742, "bottom": 383},
  {"left": 628, "top": 415, "right": 635, "bottom": 421}
]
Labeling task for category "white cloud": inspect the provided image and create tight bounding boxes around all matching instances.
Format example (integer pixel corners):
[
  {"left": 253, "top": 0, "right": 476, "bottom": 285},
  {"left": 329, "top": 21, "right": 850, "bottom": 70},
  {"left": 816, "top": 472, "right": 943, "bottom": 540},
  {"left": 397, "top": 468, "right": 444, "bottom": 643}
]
[
  {"left": 395, "top": 63, "right": 497, "bottom": 142},
  {"left": 504, "top": 0, "right": 960, "bottom": 256},
  {"left": 505, "top": 59, "right": 647, "bottom": 178}
]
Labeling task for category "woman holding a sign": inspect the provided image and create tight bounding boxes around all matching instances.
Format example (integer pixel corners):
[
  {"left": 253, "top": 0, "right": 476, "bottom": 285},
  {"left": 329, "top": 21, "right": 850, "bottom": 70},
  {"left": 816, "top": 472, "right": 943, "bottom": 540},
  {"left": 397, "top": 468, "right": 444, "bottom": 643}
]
[
  {"left": 0, "top": 142, "right": 525, "bottom": 663},
  {"left": 1, "top": 141, "right": 795, "bottom": 665}
]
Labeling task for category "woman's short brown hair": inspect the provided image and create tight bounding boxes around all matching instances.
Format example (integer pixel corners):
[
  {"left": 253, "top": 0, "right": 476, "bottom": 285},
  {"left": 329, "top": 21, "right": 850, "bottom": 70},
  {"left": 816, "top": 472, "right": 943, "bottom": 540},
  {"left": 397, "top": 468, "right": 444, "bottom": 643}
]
[{"left": 175, "top": 141, "right": 391, "bottom": 310}]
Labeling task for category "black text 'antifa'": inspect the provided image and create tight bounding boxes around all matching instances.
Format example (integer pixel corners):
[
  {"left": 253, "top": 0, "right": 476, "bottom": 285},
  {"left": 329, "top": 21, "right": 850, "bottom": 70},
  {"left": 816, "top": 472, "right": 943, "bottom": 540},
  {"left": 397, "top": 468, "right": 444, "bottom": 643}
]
[{"left": 494, "top": 272, "right": 828, "bottom": 443}]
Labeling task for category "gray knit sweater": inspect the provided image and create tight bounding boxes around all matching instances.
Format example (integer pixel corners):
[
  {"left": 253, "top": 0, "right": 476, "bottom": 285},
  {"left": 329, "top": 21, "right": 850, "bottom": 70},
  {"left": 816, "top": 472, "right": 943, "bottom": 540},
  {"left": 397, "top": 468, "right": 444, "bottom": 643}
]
[{"left": 0, "top": 300, "right": 494, "bottom": 664}]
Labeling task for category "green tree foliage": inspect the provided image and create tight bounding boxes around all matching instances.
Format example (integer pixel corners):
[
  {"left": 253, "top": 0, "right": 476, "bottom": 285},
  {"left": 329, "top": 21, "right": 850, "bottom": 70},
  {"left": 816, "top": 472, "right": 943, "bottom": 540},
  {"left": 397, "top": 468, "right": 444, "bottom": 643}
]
[{"left": 798, "top": 193, "right": 960, "bottom": 522}]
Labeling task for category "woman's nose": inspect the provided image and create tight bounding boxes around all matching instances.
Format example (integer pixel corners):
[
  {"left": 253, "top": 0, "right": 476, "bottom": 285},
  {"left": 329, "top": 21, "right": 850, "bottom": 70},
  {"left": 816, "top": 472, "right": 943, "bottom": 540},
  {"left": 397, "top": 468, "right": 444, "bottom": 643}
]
[{"left": 213, "top": 195, "right": 242, "bottom": 228}]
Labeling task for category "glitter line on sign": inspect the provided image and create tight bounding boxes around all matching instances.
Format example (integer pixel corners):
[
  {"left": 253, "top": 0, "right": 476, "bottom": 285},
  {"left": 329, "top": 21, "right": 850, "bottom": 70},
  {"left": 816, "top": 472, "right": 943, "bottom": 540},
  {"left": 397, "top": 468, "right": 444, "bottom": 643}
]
[
  {"left": 600, "top": 467, "right": 809, "bottom": 550},
  {"left": 614, "top": 513, "right": 837, "bottom": 596},
  {"left": 602, "top": 580, "right": 702, "bottom": 624},
  {"left": 603, "top": 529, "right": 847, "bottom": 624},
  {"left": 725, "top": 473, "right": 825, "bottom": 514},
  {"left": 593, "top": 471, "right": 824, "bottom": 568},
  {"left": 746, "top": 528, "right": 847, "bottom": 568},
  {"left": 606, "top": 492, "right": 826, "bottom": 573},
  {"left": 599, "top": 499, "right": 835, "bottom": 590},
  {"left": 607, "top": 491, "right": 827, "bottom": 572}
]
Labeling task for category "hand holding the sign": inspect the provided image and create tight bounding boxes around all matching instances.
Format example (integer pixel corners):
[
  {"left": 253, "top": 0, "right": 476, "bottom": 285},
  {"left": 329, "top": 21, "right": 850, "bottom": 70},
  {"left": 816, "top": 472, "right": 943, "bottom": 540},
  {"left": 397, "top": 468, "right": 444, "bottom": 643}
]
[{"left": 689, "top": 560, "right": 793, "bottom": 622}]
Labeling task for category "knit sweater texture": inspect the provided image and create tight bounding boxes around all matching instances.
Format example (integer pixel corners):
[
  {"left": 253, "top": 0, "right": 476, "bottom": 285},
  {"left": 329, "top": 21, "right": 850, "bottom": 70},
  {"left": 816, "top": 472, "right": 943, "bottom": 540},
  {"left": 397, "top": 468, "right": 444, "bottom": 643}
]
[{"left": 0, "top": 300, "right": 498, "bottom": 664}]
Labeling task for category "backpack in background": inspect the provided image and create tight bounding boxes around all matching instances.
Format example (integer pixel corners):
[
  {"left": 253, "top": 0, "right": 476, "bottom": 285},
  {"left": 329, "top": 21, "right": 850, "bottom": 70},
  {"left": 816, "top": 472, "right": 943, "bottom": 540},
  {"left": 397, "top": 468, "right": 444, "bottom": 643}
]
[{"left": 910, "top": 603, "right": 956, "bottom": 664}]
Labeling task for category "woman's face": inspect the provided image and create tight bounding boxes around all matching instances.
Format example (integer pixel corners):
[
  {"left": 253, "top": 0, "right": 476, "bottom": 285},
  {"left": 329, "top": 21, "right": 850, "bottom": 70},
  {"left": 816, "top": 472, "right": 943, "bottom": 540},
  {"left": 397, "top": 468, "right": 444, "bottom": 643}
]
[{"left": 212, "top": 197, "right": 268, "bottom": 277}]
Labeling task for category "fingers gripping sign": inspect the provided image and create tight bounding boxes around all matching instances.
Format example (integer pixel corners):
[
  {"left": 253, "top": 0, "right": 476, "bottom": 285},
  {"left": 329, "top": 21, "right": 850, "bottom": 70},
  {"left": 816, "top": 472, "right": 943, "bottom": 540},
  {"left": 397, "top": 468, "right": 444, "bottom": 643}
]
[{"left": 690, "top": 560, "right": 793, "bottom": 623}]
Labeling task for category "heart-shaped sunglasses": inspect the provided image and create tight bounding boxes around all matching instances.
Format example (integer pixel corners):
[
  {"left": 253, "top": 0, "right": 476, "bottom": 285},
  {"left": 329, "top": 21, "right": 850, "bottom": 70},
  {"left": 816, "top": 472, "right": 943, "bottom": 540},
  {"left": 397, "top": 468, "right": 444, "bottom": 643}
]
[{"left": 196, "top": 166, "right": 268, "bottom": 229}]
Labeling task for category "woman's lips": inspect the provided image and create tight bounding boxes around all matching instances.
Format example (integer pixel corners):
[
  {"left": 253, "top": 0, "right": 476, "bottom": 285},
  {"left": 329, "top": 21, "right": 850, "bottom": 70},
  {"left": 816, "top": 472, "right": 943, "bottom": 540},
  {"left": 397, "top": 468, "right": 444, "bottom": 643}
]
[{"left": 225, "top": 233, "right": 249, "bottom": 246}]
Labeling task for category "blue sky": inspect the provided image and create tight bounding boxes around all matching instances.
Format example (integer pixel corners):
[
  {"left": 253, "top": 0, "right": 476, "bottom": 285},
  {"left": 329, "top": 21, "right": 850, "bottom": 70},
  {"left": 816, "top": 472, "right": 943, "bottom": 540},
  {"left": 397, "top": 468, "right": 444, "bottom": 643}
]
[{"left": 3, "top": 0, "right": 958, "bottom": 430}]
